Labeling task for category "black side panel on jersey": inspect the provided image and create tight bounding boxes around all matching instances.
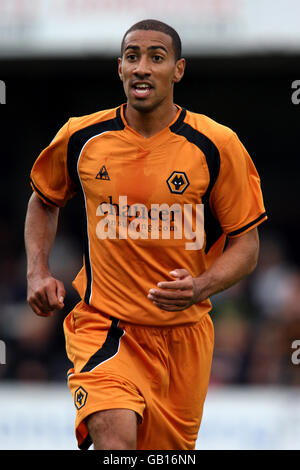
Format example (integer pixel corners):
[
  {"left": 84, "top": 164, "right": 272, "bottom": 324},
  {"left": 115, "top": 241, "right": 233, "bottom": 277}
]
[
  {"left": 170, "top": 109, "right": 223, "bottom": 253},
  {"left": 67, "top": 107, "right": 125, "bottom": 304}
]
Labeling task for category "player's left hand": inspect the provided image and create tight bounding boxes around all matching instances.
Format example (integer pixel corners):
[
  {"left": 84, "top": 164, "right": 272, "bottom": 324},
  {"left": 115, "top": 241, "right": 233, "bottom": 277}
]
[{"left": 147, "top": 268, "right": 200, "bottom": 311}]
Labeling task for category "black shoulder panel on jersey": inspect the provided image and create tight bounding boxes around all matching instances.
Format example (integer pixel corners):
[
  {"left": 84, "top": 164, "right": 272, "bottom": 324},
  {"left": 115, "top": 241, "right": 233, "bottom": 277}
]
[
  {"left": 67, "top": 107, "right": 124, "bottom": 188},
  {"left": 170, "top": 109, "right": 223, "bottom": 253},
  {"left": 66, "top": 107, "right": 124, "bottom": 304}
]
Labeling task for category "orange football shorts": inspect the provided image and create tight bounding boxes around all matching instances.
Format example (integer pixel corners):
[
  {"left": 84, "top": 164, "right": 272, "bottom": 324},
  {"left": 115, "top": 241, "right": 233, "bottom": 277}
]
[{"left": 63, "top": 300, "right": 214, "bottom": 450}]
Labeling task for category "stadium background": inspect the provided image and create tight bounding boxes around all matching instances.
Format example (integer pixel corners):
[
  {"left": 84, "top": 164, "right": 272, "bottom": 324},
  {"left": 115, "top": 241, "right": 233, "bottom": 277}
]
[{"left": 0, "top": 0, "right": 300, "bottom": 449}]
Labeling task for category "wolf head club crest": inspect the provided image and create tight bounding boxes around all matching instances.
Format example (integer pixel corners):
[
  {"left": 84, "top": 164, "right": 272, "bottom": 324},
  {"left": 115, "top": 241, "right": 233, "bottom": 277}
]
[
  {"left": 74, "top": 386, "right": 88, "bottom": 410},
  {"left": 167, "top": 171, "right": 189, "bottom": 194}
]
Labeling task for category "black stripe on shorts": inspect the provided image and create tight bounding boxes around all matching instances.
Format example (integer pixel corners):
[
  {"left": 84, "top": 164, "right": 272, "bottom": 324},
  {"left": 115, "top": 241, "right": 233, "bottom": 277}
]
[{"left": 80, "top": 317, "right": 125, "bottom": 373}]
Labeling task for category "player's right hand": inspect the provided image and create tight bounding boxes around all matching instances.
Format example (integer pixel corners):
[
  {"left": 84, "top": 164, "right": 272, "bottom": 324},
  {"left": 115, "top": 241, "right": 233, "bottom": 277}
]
[{"left": 27, "top": 274, "right": 66, "bottom": 317}]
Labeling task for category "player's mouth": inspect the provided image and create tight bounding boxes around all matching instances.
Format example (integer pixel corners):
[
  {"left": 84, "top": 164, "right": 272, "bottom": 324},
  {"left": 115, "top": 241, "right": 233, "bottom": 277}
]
[{"left": 131, "top": 82, "right": 153, "bottom": 98}]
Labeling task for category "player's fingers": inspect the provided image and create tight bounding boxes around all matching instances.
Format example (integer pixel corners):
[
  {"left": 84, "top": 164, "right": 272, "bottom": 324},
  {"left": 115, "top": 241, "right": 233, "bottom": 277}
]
[
  {"left": 28, "top": 289, "right": 52, "bottom": 313},
  {"left": 27, "top": 276, "right": 64, "bottom": 316},
  {"left": 169, "top": 269, "right": 190, "bottom": 278},
  {"left": 45, "top": 279, "right": 65, "bottom": 310},
  {"left": 56, "top": 280, "right": 66, "bottom": 306},
  {"left": 156, "top": 269, "right": 192, "bottom": 290},
  {"left": 152, "top": 301, "right": 187, "bottom": 311},
  {"left": 34, "top": 288, "right": 49, "bottom": 306},
  {"left": 149, "top": 296, "right": 188, "bottom": 306},
  {"left": 35, "top": 307, "right": 54, "bottom": 317},
  {"left": 156, "top": 280, "right": 192, "bottom": 290},
  {"left": 28, "top": 297, "right": 54, "bottom": 317},
  {"left": 148, "top": 288, "right": 192, "bottom": 300}
]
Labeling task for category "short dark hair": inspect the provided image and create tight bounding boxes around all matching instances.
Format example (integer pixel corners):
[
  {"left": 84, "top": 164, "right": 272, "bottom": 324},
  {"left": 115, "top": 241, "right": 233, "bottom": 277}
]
[{"left": 121, "top": 19, "right": 182, "bottom": 61}]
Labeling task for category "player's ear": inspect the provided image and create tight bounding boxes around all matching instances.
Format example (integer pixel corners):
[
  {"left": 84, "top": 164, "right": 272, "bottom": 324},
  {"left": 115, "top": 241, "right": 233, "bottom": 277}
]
[
  {"left": 173, "top": 58, "right": 186, "bottom": 84},
  {"left": 118, "top": 57, "right": 123, "bottom": 81}
]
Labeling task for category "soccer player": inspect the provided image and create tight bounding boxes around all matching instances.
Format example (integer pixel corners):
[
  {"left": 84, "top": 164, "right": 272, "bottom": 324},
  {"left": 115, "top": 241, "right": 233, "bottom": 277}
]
[{"left": 25, "top": 19, "right": 267, "bottom": 450}]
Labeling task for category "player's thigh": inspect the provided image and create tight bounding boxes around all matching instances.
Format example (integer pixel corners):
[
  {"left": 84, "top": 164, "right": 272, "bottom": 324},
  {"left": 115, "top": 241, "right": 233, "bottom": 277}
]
[
  {"left": 168, "top": 315, "right": 214, "bottom": 421},
  {"left": 86, "top": 408, "right": 138, "bottom": 450}
]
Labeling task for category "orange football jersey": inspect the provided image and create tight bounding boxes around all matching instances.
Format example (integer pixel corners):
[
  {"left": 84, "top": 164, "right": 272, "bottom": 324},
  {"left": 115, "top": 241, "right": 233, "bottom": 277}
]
[{"left": 30, "top": 104, "right": 267, "bottom": 326}]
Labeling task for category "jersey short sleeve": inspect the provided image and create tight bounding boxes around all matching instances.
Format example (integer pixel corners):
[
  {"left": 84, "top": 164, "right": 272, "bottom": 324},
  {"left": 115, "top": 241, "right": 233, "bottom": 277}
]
[
  {"left": 210, "top": 132, "right": 267, "bottom": 237},
  {"left": 30, "top": 119, "right": 76, "bottom": 207}
]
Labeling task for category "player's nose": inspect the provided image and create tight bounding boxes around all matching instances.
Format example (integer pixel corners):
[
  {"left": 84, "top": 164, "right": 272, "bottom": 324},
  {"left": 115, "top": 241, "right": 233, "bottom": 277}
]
[{"left": 133, "top": 56, "right": 151, "bottom": 76}]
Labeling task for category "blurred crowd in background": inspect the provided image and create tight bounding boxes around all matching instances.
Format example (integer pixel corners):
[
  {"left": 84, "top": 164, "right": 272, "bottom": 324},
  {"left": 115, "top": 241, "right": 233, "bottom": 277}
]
[{"left": 1, "top": 211, "right": 300, "bottom": 386}]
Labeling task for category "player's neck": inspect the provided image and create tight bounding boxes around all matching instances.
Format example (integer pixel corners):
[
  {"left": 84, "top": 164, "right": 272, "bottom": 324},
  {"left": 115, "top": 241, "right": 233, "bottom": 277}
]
[{"left": 124, "top": 102, "right": 178, "bottom": 138}]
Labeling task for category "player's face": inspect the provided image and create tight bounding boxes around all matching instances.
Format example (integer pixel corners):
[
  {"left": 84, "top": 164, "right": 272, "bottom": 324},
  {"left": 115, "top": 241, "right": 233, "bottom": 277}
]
[{"left": 118, "top": 30, "right": 185, "bottom": 113}]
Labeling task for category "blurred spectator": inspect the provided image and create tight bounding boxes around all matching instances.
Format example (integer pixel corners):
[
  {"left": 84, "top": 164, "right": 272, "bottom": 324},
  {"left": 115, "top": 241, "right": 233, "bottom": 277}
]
[{"left": 249, "top": 233, "right": 297, "bottom": 318}]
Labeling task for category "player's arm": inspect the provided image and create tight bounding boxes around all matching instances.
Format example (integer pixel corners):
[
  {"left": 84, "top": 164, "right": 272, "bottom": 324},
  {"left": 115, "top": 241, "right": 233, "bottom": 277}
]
[
  {"left": 147, "top": 227, "right": 259, "bottom": 311},
  {"left": 25, "top": 192, "right": 65, "bottom": 317}
]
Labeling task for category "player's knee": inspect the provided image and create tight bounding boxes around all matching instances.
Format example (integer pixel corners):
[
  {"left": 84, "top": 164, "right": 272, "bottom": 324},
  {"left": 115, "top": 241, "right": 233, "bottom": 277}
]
[
  {"left": 97, "top": 435, "right": 135, "bottom": 450},
  {"left": 86, "top": 410, "right": 137, "bottom": 450}
]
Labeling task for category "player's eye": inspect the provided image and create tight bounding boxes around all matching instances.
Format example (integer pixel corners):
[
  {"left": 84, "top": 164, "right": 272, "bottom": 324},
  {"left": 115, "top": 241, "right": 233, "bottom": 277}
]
[
  {"left": 126, "top": 53, "right": 137, "bottom": 61},
  {"left": 153, "top": 55, "right": 163, "bottom": 62}
]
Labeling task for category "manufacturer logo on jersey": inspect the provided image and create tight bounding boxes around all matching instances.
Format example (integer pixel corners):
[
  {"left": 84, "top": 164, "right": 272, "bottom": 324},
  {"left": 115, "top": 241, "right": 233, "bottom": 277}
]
[
  {"left": 74, "top": 386, "right": 88, "bottom": 410},
  {"left": 167, "top": 171, "right": 189, "bottom": 194},
  {"left": 96, "top": 165, "right": 110, "bottom": 180}
]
